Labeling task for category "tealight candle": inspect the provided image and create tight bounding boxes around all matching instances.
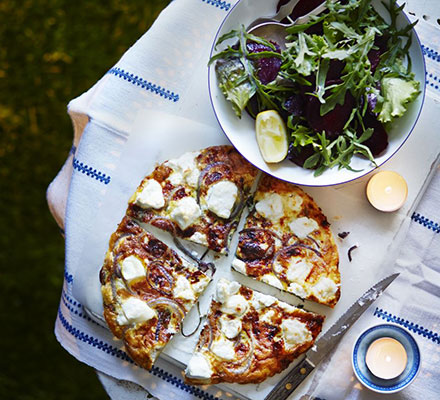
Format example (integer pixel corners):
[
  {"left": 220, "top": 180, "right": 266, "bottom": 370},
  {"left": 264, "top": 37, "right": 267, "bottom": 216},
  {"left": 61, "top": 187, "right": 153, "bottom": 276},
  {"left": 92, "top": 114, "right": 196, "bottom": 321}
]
[
  {"left": 366, "top": 171, "right": 408, "bottom": 212},
  {"left": 365, "top": 337, "right": 408, "bottom": 380}
]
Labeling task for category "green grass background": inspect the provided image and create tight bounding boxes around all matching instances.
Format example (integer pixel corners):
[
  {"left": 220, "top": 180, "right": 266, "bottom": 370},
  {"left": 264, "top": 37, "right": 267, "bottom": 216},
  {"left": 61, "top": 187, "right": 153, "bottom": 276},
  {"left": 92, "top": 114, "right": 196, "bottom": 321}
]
[{"left": 0, "top": 1, "right": 170, "bottom": 398}]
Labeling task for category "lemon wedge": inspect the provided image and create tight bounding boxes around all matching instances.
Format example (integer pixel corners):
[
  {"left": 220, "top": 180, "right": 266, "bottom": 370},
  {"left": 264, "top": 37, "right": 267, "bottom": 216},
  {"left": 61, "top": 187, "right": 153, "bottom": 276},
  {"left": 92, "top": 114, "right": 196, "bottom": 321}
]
[{"left": 255, "top": 110, "right": 288, "bottom": 163}]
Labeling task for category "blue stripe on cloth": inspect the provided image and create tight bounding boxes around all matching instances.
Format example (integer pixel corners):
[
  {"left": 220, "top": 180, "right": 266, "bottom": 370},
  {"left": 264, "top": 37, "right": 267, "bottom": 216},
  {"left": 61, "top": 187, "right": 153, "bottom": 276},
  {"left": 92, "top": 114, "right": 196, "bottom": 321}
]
[
  {"left": 373, "top": 308, "right": 440, "bottom": 344},
  {"left": 426, "top": 76, "right": 440, "bottom": 92},
  {"left": 107, "top": 67, "right": 180, "bottom": 102},
  {"left": 64, "top": 270, "right": 74, "bottom": 284},
  {"left": 72, "top": 158, "right": 111, "bottom": 184},
  {"left": 200, "top": 0, "right": 231, "bottom": 11},
  {"left": 58, "top": 307, "right": 134, "bottom": 361},
  {"left": 58, "top": 307, "right": 221, "bottom": 399},
  {"left": 411, "top": 212, "right": 440, "bottom": 234},
  {"left": 422, "top": 45, "right": 440, "bottom": 63}
]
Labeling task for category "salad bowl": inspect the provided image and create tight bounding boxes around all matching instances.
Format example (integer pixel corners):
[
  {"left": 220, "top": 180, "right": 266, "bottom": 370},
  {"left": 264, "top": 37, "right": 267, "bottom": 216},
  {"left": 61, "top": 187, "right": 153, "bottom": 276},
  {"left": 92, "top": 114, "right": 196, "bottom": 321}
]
[{"left": 208, "top": 0, "right": 426, "bottom": 186}]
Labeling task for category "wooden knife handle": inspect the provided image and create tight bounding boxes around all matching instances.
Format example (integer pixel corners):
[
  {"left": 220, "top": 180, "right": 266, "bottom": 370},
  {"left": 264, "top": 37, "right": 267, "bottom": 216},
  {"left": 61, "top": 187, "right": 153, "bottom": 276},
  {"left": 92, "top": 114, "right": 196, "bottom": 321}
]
[{"left": 264, "top": 358, "right": 315, "bottom": 400}]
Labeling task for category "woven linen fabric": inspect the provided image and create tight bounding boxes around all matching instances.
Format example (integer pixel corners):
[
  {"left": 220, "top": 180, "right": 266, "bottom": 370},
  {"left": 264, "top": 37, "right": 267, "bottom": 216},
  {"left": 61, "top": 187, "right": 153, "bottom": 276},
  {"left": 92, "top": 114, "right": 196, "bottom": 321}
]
[{"left": 46, "top": 0, "right": 440, "bottom": 399}]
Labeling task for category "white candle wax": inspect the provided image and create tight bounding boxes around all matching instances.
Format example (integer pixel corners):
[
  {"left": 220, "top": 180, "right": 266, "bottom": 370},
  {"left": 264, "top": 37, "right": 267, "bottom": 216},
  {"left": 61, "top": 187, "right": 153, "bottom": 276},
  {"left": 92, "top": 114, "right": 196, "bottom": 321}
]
[
  {"left": 365, "top": 337, "right": 408, "bottom": 380},
  {"left": 366, "top": 171, "right": 408, "bottom": 212}
]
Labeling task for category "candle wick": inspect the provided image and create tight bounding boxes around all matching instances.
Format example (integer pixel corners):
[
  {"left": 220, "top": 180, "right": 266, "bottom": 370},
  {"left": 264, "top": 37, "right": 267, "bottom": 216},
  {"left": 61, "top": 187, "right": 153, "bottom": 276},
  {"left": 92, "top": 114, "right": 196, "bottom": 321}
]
[{"left": 385, "top": 186, "right": 392, "bottom": 194}]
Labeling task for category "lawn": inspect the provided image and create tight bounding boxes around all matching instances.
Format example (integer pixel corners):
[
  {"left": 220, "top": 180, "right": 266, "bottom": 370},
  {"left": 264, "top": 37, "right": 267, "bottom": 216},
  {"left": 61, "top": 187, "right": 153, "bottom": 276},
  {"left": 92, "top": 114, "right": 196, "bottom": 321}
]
[{"left": 0, "top": 1, "right": 170, "bottom": 398}]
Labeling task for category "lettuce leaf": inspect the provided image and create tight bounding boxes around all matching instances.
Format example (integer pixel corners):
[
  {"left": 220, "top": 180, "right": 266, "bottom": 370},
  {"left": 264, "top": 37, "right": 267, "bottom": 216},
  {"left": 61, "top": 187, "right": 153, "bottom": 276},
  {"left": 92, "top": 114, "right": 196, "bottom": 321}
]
[
  {"left": 377, "top": 77, "right": 420, "bottom": 123},
  {"left": 215, "top": 58, "right": 256, "bottom": 118}
]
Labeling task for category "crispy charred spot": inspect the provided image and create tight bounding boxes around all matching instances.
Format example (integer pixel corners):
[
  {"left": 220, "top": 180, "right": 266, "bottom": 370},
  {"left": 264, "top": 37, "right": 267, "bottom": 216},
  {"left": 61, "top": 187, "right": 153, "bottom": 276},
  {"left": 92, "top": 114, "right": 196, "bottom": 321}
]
[
  {"left": 235, "top": 341, "right": 249, "bottom": 355},
  {"left": 146, "top": 262, "right": 174, "bottom": 294},
  {"left": 163, "top": 181, "right": 174, "bottom": 192},
  {"left": 283, "top": 246, "right": 302, "bottom": 258},
  {"left": 172, "top": 188, "right": 187, "bottom": 200},
  {"left": 237, "top": 229, "right": 275, "bottom": 261},
  {"left": 151, "top": 218, "right": 174, "bottom": 232},
  {"left": 321, "top": 218, "right": 330, "bottom": 228},
  {"left": 152, "top": 164, "right": 173, "bottom": 182},
  {"left": 239, "top": 286, "right": 253, "bottom": 300},
  {"left": 264, "top": 325, "right": 280, "bottom": 341},
  {"left": 99, "top": 267, "right": 107, "bottom": 284},
  {"left": 205, "top": 171, "right": 223, "bottom": 186},
  {"left": 145, "top": 238, "right": 167, "bottom": 258},
  {"left": 272, "top": 340, "right": 283, "bottom": 355},
  {"left": 245, "top": 260, "right": 273, "bottom": 277},
  {"left": 180, "top": 226, "right": 196, "bottom": 238},
  {"left": 206, "top": 226, "right": 227, "bottom": 253}
]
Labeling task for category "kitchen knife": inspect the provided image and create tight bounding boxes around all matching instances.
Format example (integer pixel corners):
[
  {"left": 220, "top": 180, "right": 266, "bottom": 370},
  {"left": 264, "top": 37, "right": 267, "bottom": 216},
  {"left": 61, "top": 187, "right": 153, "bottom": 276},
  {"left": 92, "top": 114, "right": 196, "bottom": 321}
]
[{"left": 264, "top": 273, "right": 399, "bottom": 400}]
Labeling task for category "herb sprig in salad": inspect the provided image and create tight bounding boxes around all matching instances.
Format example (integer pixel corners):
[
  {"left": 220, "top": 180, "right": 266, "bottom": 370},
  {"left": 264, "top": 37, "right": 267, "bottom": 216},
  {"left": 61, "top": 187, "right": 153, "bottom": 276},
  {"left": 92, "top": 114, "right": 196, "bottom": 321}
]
[{"left": 210, "top": 0, "right": 420, "bottom": 175}]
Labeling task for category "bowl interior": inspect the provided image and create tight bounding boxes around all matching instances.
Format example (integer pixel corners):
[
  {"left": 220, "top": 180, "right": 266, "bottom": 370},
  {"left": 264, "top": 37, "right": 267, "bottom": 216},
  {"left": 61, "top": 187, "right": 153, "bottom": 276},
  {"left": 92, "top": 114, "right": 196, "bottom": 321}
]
[{"left": 208, "top": 0, "right": 426, "bottom": 186}]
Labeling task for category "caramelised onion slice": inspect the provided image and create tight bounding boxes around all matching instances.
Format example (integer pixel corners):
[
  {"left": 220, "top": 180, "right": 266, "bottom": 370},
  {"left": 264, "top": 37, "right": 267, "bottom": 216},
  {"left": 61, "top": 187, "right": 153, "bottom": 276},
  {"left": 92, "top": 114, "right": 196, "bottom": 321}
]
[
  {"left": 306, "top": 235, "right": 321, "bottom": 252},
  {"left": 271, "top": 244, "right": 321, "bottom": 281},
  {"left": 198, "top": 319, "right": 214, "bottom": 351},
  {"left": 147, "top": 296, "right": 186, "bottom": 321},
  {"left": 239, "top": 227, "right": 282, "bottom": 240},
  {"left": 226, "top": 330, "right": 255, "bottom": 375},
  {"left": 112, "top": 232, "right": 132, "bottom": 252},
  {"left": 173, "top": 237, "right": 216, "bottom": 276},
  {"left": 149, "top": 216, "right": 176, "bottom": 234},
  {"left": 227, "top": 186, "right": 245, "bottom": 222},
  {"left": 237, "top": 227, "right": 279, "bottom": 261},
  {"left": 146, "top": 261, "right": 174, "bottom": 296},
  {"left": 196, "top": 162, "right": 231, "bottom": 204}
]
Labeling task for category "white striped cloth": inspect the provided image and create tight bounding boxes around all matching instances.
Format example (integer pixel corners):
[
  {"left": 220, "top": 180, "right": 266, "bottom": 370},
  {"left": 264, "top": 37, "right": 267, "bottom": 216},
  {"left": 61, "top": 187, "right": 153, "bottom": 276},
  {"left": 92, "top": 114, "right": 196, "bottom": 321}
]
[{"left": 46, "top": 1, "right": 440, "bottom": 399}]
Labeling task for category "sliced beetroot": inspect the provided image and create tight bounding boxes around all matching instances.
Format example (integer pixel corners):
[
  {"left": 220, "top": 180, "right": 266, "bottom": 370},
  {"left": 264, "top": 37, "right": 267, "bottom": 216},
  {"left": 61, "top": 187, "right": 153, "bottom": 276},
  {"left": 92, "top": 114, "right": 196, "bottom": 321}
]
[
  {"left": 360, "top": 112, "right": 388, "bottom": 156},
  {"left": 246, "top": 41, "right": 281, "bottom": 84},
  {"left": 305, "top": 20, "right": 324, "bottom": 35},
  {"left": 287, "top": 143, "right": 315, "bottom": 167},
  {"left": 289, "top": 0, "right": 325, "bottom": 20},
  {"left": 276, "top": 0, "right": 290, "bottom": 12},
  {"left": 367, "top": 34, "right": 389, "bottom": 73},
  {"left": 284, "top": 94, "right": 305, "bottom": 116},
  {"left": 306, "top": 90, "right": 355, "bottom": 140},
  {"left": 367, "top": 48, "right": 381, "bottom": 73},
  {"left": 326, "top": 60, "right": 345, "bottom": 83}
]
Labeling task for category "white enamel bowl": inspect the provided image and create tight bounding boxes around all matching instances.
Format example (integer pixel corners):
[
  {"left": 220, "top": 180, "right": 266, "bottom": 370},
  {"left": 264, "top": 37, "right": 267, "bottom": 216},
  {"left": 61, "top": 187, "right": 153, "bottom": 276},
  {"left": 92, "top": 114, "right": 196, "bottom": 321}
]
[{"left": 208, "top": 0, "right": 426, "bottom": 186}]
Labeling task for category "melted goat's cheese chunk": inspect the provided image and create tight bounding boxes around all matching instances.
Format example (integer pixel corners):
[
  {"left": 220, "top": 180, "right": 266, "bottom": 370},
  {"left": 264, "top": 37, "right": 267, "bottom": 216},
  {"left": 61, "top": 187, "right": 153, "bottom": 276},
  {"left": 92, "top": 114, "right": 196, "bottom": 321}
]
[
  {"left": 221, "top": 294, "right": 249, "bottom": 317},
  {"left": 206, "top": 181, "right": 238, "bottom": 219},
  {"left": 120, "top": 298, "right": 156, "bottom": 324},
  {"left": 135, "top": 179, "right": 165, "bottom": 209},
  {"left": 186, "top": 353, "right": 213, "bottom": 379},
  {"left": 215, "top": 279, "right": 240, "bottom": 303},
  {"left": 261, "top": 273, "right": 284, "bottom": 290},
  {"left": 120, "top": 255, "right": 145, "bottom": 281},
  {"left": 286, "top": 260, "right": 313, "bottom": 283},
  {"left": 311, "top": 277, "right": 338, "bottom": 302},
  {"left": 281, "top": 319, "right": 312, "bottom": 348},
  {"left": 165, "top": 151, "right": 200, "bottom": 187},
  {"left": 219, "top": 315, "right": 242, "bottom": 339},
  {"left": 170, "top": 197, "right": 201, "bottom": 230},
  {"left": 255, "top": 193, "right": 284, "bottom": 221},
  {"left": 231, "top": 258, "right": 247, "bottom": 274},
  {"left": 173, "top": 275, "right": 195, "bottom": 302},
  {"left": 288, "top": 217, "right": 319, "bottom": 239},
  {"left": 211, "top": 336, "right": 236, "bottom": 360}
]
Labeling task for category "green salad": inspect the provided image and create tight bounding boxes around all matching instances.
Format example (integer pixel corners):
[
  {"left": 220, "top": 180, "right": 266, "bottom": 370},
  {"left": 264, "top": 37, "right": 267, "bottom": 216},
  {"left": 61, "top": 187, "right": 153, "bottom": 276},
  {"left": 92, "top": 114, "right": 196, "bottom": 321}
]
[{"left": 210, "top": 0, "right": 421, "bottom": 175}]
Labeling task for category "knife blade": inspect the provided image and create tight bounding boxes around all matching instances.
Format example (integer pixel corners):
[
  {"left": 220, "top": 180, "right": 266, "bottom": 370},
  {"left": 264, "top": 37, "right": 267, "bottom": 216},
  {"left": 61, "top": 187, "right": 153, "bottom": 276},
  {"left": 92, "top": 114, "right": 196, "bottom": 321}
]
[{"left": 264, "top": 273, "right": 399, "bottom": 400}]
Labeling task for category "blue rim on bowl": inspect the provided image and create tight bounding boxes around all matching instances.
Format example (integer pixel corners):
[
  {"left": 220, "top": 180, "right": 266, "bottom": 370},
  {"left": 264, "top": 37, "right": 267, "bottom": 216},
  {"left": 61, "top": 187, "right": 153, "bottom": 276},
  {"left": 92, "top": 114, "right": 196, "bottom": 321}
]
[
  {"left": 352, "top": 324, "right": 421, "bottom": 394},
  {"left": 208, "top": 0, "right": 426, "bottom": 187}
]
